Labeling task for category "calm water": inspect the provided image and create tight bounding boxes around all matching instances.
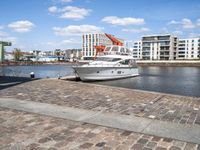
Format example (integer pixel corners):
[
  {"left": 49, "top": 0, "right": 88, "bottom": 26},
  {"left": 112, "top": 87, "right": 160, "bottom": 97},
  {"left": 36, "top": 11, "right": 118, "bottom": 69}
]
[
  {"left": 0, "top": 64, "right": 74, "bottom": 78},
  {"left": 0, "top": 65, "right": 200, "bottom": 97},
  {"left": 94, "top": 67, "right": 200, "bottom": 97}
]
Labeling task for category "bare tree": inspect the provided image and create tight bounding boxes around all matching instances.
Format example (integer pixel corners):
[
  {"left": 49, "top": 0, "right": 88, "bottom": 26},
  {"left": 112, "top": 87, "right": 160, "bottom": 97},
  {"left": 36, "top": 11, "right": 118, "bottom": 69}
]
[{"left": 13, "top": 48, "right": 23, "bottom": 61}]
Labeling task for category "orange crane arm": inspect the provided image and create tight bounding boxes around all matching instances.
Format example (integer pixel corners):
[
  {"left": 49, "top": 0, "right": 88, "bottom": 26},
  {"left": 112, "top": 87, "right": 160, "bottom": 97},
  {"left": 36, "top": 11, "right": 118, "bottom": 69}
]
[{"left": 105, "top": 33, "right": 123, "bottom": 46}]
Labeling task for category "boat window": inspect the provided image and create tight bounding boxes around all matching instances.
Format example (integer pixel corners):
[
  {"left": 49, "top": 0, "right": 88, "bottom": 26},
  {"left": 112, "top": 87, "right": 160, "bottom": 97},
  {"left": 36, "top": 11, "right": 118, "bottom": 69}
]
[
  {"left": 126, "top": 48, "right": 131, "bottom": 53},
  {"left": 120, "top": 47, "right": 125, "bottom": 53},
  {"left": 105, "top": 47, "right": 111, "bottom": 51},
  {"left": 96, "top": 57, "right": 121, "bottom": 62},
  {"left": 111, "top": 46, "right": 119, "bottom": 51},
  {"left": 119, "top": 59, "right": 131, "bottom": 65}
]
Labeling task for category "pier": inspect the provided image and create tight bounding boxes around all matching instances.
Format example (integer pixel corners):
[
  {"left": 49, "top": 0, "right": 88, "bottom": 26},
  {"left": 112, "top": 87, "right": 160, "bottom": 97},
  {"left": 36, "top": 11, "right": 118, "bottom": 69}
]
[{"left": 0, "top": 78, "right": 200, "bottom": 149}]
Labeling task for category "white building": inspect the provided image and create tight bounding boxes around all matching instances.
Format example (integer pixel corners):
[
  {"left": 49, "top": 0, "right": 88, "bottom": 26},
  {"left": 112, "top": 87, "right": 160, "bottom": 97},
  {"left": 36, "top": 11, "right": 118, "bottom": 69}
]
[
  {"left": 132, "top": 41, "right": 142, "bottom": 60},
  {"left": 82, "top": 33, "right": 123, "bottom": 59},
  {"left": 141, "top": 34, "right": 178, "bottom": 60},
  {"left": 64, "top": 49, "right": 82, "bottom": 61},
  {"left": 177, "top": 38, "right": 200, "bottom": 59}
]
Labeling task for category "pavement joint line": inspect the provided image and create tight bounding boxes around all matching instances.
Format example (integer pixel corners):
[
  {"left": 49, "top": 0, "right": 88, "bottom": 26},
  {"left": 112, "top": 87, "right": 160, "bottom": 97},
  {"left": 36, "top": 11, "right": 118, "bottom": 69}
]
[{"left": 0, "top": 98, "right": 200, "bottom": 144}]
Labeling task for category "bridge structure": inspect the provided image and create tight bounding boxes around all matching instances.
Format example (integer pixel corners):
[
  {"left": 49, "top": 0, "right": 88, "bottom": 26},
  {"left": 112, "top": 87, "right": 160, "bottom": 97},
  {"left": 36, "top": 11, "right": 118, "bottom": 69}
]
[{"left": 0, "top": 41, "right": 12, "bottom": 62}]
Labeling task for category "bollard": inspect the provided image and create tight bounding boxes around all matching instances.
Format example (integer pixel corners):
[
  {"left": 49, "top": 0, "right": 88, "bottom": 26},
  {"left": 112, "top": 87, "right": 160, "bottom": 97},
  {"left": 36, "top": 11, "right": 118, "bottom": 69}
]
[
  {"left": 57, "top": 74, "right": 61, "bottom": 79},
  {"left": 30, "top": 72, "right": 35, "bottom": 79}
]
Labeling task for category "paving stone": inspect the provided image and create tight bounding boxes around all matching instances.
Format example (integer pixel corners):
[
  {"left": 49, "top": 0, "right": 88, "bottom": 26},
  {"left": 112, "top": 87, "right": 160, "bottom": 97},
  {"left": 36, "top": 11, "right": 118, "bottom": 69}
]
[
  {"left": 121, "top": 131, "right": 132, "bottom": 136},
  {"left": 155, "top": 147, "right": 167, "bottom": 150},
  {"left": 95, "top": 142, "right": 106, "bottom": 147},
  {"left": 137, "top": 138, "right": 149, "bottom": 144},
  {"left": 79, "top": 142, "right": 93, "bottom": 149},
  {"left": 26, "top": 143, "right": 40, "bottom": 149},
  {"left": 152, "top": 136, "right": 162, "bottom": 142},
  {"left": 173, "top": 141, "right": 185, "bottom": 148},
  {"left": 131, "top": 143, "right": 144, "bottom": 150},
  {"left": 143, "top": 147, "right": 153, "bottom": 150},
  {"left": 38, "top": 137, "right": 52, "bottom": 143},
  {"left": 197, "top": 144, "right": 200, "bottom": 150},
  {"left": 163, "top": 138, "right": 173, "bottom": 143},
  {"left": 184, "top": 143, "right": 196, "bottom": 150},
  {"left": 146, "top": 142, "right": 157, "bottom": 148},
  {"left": 169, "top": 146, "right": 181, "bottom": 150},
  {"left": 48, "top": 148, "right": 57, "bottom": 150}
]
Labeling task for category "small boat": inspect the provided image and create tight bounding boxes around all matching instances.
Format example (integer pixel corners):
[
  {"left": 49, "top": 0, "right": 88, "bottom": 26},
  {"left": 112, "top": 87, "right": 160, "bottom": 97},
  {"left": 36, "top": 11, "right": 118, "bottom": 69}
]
[{"left": 73, "top": 45, "right": 139, "bottom": 81}]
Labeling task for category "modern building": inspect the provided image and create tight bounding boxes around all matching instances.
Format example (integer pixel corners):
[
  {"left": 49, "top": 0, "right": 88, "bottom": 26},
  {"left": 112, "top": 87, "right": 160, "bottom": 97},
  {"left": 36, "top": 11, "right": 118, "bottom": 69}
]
[
  {"left": 82, "top": 33, "right": 123, "bottom": 59},
  {"left": 132, "top": 41, "right": 142, "bottom": 60},
  {"left": 177, "top": 38, "right": 200, "bottom": 59},
  {"left": 141, "top": 34, "right": 178, "bottom": 60}
]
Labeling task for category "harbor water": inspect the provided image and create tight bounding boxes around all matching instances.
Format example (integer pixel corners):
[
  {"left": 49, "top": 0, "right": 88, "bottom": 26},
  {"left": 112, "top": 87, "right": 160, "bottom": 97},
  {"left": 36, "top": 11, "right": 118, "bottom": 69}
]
[{"left": 0, "top": 64, "right": 200, "bottom": 97}]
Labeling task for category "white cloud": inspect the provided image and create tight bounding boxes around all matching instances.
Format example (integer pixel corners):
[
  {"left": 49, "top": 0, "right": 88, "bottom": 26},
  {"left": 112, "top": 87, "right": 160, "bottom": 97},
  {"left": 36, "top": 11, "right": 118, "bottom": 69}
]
[
  {"left": 182, "top": 18, "right": 195, "bottom": 29},
  {"left": 173, "top": 30, "right": 183, "bottom": 36},
  {"left": 196, "top": 19, "right": 200, "bottom": 26},
  {"left": 60, "top": 6, "right": 91, "bottom": 20},
  {"left": 167, "top": 18, "right": 195, "bottom": 29},
  {"left": 53, "top": 25, "right": 103, "bottom": 36},
  {"left": 8, "top": 20, "right": 35, "bottom": 33},
  {"left": 0, "top": 25, "right": 4, "bottom": 30},
  {"left": 167, "top": 20, "right": 180, "bottom": 25},
  {"left": 102, "top": 16, "right": 145, "bottom": 26},
  {"left": 188, "top": 33, "right": 200, "bottom": 38},
  {"left": 122, "top": 27, "right": 150, "bottom": 33},
  {"left": 48, "top": 6, "right": 91, "bottom": 20},
  {"left": 0, "top": 31, "right": 8, "bottom": 37},
  {"left": 48, "top": 6, "right": 58, "bottom": 13}
]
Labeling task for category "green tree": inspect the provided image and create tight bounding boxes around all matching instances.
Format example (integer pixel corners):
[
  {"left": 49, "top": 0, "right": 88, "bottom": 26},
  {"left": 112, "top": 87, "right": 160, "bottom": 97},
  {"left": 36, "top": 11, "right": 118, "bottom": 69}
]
[{"left": 13, "top": 48, "right": 23, "bottom": 61}]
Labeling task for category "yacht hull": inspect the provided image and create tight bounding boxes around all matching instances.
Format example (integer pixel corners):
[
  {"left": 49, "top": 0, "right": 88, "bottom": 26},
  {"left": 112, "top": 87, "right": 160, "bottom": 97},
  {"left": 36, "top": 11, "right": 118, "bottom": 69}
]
[{"left": 73, "top": 66, "right": 139, "bottom": 81}]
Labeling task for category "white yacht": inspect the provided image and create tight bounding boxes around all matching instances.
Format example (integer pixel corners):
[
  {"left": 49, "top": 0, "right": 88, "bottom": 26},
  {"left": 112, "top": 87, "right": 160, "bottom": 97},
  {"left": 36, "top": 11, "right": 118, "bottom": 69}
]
[{"left": 73, "top": 45, "right": 139, "bottom": 81}]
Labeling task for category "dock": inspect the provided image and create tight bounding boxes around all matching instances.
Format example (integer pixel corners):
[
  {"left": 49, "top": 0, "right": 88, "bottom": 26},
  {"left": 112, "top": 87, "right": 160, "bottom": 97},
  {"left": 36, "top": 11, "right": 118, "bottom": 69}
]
[{"left": 0, "top": 78, "right": 200, "bottom": 149}]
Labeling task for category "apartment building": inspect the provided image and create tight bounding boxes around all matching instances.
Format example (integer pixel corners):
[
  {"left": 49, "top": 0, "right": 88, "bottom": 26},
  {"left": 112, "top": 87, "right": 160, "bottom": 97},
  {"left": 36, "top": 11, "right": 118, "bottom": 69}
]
[
  {"left": 177, "top": 38, "right": 200, "bottom": 59},
  {"left": 132, "top": 41, "right": 142, "bottom": 60},
  {"left": 82, "top": 33, "right": 124, "bottom": 59},
  {"left": 141, "top": 34, "right": 178, "bottom": 60}
]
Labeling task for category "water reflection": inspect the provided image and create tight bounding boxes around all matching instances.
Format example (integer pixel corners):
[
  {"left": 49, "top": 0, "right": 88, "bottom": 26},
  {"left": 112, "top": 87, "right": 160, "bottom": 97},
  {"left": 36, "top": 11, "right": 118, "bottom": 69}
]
[{"left": 94, "top": 67, "right": 200, "bottom": 97}]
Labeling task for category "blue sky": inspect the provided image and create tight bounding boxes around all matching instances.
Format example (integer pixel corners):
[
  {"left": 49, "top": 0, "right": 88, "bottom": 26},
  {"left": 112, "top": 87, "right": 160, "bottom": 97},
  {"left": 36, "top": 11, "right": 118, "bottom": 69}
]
[{"left": 1, "top": 0, "right": 200, "bottom": 51}]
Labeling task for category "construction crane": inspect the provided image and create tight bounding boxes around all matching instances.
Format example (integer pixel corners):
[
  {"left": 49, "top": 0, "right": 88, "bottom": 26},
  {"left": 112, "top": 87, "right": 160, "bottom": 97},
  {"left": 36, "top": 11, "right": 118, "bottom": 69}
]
[
  {"left": 0, "top": 41, "right": 12, "bottom": 62},
  {"left": 94, "top": 33, "right": 123, "bottom": 59}
]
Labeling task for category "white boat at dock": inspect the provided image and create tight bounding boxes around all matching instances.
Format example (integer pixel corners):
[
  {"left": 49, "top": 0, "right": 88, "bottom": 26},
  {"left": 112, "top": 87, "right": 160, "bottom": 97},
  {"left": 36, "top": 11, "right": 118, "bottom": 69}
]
[{"left": 73, "top": 45, "right": 139, "bottom": 81}]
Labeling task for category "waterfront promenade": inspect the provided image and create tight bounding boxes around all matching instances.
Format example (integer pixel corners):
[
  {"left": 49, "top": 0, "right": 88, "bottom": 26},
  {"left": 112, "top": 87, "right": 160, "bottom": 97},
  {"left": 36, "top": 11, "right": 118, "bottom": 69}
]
[{"left": 0, "top": 78, "right": 200, "bottom": 149}]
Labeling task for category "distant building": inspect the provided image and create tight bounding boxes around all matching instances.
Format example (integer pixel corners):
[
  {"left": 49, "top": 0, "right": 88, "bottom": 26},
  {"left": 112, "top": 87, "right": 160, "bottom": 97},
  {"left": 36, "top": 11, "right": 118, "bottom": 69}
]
[
  {"left": 132, "top": 41, "right": 142, "bottom": 60},
  {"left": 29, "top": 50, "right": 41, "bottom": 56},
  {"left": 141, "top": 34, "right": 178, "bottom": 60},
  {"left": 4, "top": 52, "right": 14, "bottom": 61},
  {"left": 82, "top": 33, "right": 124, "bottom": 59},
  {"left": 177, "top": 38, "right": 200, "bottom": 59},
  {"left": 64, "top": 49, "right": 82, "bottom": 61}
]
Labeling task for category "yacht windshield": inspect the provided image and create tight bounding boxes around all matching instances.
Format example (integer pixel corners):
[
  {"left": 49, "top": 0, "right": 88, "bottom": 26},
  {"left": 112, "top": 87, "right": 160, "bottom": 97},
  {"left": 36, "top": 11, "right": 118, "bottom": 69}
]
[
  {"left": 105, "top": 47, "right": 111, "bottom": 51},
  {"left": 96, "top": 57, "right": 121, "bottom": 62}
]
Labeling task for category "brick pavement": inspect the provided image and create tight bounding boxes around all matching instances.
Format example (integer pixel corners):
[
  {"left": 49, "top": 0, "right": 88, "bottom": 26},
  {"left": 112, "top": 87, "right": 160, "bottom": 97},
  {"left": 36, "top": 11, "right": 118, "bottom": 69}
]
[
  {"left": 0, "top": 79, "right": 199, "bottom": 126},
  {"left": 0, "top": 107, "right": 199, "bottom": 150}
]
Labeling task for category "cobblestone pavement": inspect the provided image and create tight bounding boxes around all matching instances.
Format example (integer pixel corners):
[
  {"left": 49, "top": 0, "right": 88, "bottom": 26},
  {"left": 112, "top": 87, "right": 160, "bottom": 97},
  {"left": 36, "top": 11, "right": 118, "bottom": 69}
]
[
  {"left": 0, "top": 107, "right": 200, "bottom": 150},
  {"left": 0, "top": 79, "right": 200, "bottom": 126}
]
